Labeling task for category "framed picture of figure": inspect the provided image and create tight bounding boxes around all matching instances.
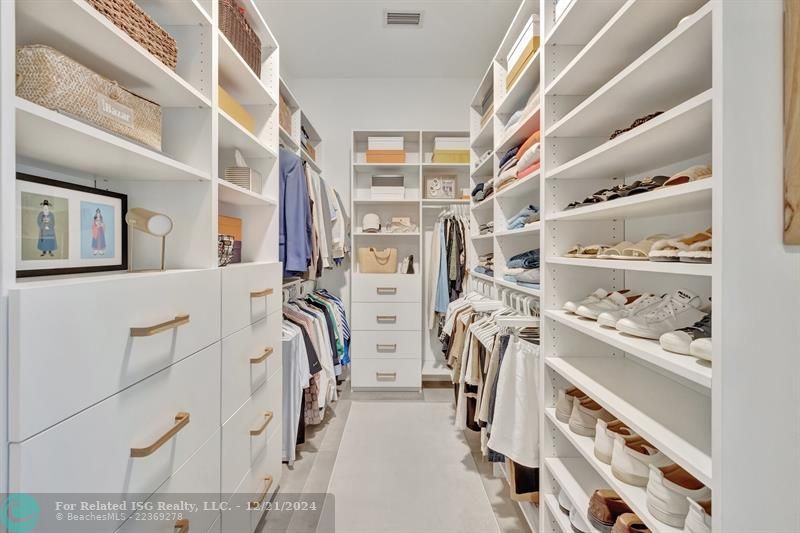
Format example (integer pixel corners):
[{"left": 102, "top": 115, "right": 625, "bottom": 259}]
[{"left": 16, "top": 173, "right": 128, "bottom": 277}]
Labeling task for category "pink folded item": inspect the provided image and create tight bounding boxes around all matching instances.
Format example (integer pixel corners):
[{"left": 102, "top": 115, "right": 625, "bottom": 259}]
[{"left": 516, "top": 161, "right": 541, "bottom": 179}]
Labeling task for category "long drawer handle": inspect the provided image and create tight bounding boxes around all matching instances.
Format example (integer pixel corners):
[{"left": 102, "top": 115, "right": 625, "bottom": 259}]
[
  {"left": 250, "top": 288, "right": 274, "bottom": 298},
  {"left": 131, "top": 412, "right": 190, "bottom": 458},
  {"left": 376, "top": 343, "right": 397, "bottom": 352},
  {"left": 376, "top": 287, "right": 397, "bottom": 295},
  {"left": 250, "top": 411, "right": 274, "bottom": 436},
  {"left": 376, "top": 315, "right": 397, "bottom": 323},
  {"left": 248, "top": 475, "right": 274, "bottom": 510},
  {"left": 130, "top": 314, "right": 190, "bottom": 337},
  {"left": 376, "top": 372, "right": 397, "bottom": 381},
  {"left": 174, "top": 519, "right": 189, "bottom": 533},
  {"left": 250, "top": 346, "right": 274, "bottom": 364}
]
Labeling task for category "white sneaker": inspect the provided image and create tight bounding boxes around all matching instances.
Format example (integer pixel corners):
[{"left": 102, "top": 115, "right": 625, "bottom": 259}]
[
  {"left": 563, "top": 288, "right": 609, "bottom": 313},
  {"left": 575, "top": 291, "right": 630, "bottom": 320},
  {"left": 555, "top": 387, "right": 586, "bottom": 423},
  {"left": 611, "top": 436, "right": 674, "bottom": 486},
  {"left": 647, "top": 464, "right": 711, "bottom": 527},
  {"left": 689, "top": 337, "right": 712, "bottom": 361},
  {"left": 557, "top": 489, "right": 572, "bottom": 515},
  {"left": 593, "top": 419, "right": 638, "bottom": 465},
  {"left": 616, "top": 289, "right": 707, "bottom": 340},
  {"left": 569, "top": 507, "right": 589, "bottom": 533},
  {"left": 569, "top": 398, "right": 614, "bottom": 437},
  {"left": 597, "top": 293, "right": 662, "bottom": 328},
  {"left": 683, "top": 498, "right": 712, "bottom": 533},
  {"left": 660, "top": 315, "right": 711, "bottom": 355}
]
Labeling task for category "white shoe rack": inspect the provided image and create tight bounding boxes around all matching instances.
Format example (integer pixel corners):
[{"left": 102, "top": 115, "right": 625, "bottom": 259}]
[{"left": 471, "top": 1, "right": 799, "bottom": 532}]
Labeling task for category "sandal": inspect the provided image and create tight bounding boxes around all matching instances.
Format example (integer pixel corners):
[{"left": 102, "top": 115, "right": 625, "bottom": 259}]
[
  {"left": 678, "top": 233, "right": 712, "bottom": 263},
  {"left": 609, "top": 111, "right": 664, "bottom": 140},
  {"left": 565, "top": 244, "right": 585, "bottom": 257},
  {"left": 663, "top": 165, "right": 712, "bottom": 187},
  {"left": 620, "top": 234, "right": 672, "bottom": 260},
  {"left": 623, "top": 175, "right": 670, "bottom": 196},
  {"left": 576, "top": 243, "right": 611, "bottom": 258},
  {"left": 597, "top": 241, "right": 635, "bottom": 259},
  {"left": 649, "top": 229, "right": 712, "bottom": 262}
]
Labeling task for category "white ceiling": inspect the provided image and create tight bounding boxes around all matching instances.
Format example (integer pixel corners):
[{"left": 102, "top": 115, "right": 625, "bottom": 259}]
[{"left": 258, "top": 0, "right": 521, "bottom": 79}]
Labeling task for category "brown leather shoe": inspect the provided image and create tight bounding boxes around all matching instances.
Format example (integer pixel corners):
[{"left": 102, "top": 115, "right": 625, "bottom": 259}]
[
  {"left": 588, "top": 489, "right": 633, "bottom": 532},
  {"left": 611, "top": 513, "right": 651, "bottom": 533}
]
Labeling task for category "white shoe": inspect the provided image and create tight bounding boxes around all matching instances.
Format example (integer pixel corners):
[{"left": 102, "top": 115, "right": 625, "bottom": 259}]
[
  {"left": 563, "top": 288, "right": 609, "bottom": 313},
  {"left": 647, "top": 464, "right": 710, "bottom": 527},
  {"left": 689, "top": 337, "right": 712, "bottom": 361},
  {"left": 594, "top": 419, "right": 638, "bottom": 465},
  {"left": 597, "top": 293, "right": 662, "bottom": 328},
  {"left": 616, "top": 289, "right": 707, "bottom": 340},
  {"left": 611, "top": 436, "right": 674, "bottom": 486},
  {"left": 569, "top": 398, "right": 614, "bottom": 437},
  {"left": 683, "top": 498, "right": 712, "bottom": 533},
  {"left": 575, "top": 291, "right": 630, "bottom": 320},
  {"left": 660, "top": 315, "right": 711, "bottom": 355},
  {"left": 569, "top": 507, "right": 589, "bottom": 533},
  {"left": 557, "top": 489, "right": 572, "bottom": 515},
  {"left": 555, "top": 387, "right": 586, "bottom": 423}
]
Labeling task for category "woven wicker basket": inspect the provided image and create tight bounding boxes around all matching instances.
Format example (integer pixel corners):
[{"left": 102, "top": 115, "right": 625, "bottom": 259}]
[
  {"left": 86, "top": 0, "right": 178, "bottom": 70},
  {"left": 219, "top": 0, "right": 261, "bottom": 77},
  {"left": 16, "top": 45, "right": 162, "bottom": 150}
]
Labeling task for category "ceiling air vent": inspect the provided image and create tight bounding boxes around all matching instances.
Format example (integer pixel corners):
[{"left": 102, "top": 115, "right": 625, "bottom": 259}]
[{"left": 385, "top": 10, "right": 423, "bottom": 27}]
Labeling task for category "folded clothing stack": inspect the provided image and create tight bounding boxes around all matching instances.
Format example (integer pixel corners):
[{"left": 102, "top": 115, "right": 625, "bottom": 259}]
[
  {"left": 506, "top": 204, "right": 539, "bottom": 230},
  {"left": 503, "top": 88, "right": 540, "bottom": 136},
  {"left": 479, "top": 221, "right": 494, "bottom": 235},
  {"left": 472, "top": 179, "right": 495, "bottom": 203},
  {"left": 474, "top": 253, "right": 495, "bottom": 277},
  {"left": 504, "top": 248, "right": 540, "bottom": 288}
]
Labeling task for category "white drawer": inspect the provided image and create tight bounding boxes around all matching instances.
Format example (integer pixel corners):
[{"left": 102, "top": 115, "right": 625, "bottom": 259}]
[
  {"left": 221, "top": 262, "right": 281, "bottom": 337},
  {"left": 9, "top": 268, "right": 220, "bottom": 441},
  {"left": 221, "top": 372, "right": 282, "bottom": 493},
  {"left": 222, "top": 431, "right": 282, "bottom": 533},
  {"left": 221, "top": 316, "right": 282, "bottom": 422},
  {"left": 352, "top": 358, "right": 421, "bottom": 390},
  {"left": 116, "top": 430, "right": 221, "bottom": 533},
  {"left": 351, "top": 302, "right": 421, "bottom": 331},
  {"left": 351, "top": 273, "right": 421, "bottom": 303},
  {"left": 9, "top": 344, "right": 221, "bottom": 494},
  {"left": 350, "top": 330, "right": 421, "bottom": 359}
]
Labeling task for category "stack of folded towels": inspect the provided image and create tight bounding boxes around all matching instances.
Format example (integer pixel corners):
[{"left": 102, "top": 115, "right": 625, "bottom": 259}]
[
  {"left": 474, "top": 253, "right": 494, "bottom": 277},
  {"left": 471, "top": 179, "right": 495, "bottom": 203},
  {"left": 506, "top": 204, "right": 539, "bottom": 230},
  {"left": 503, "top": 249, "right": 539, "bottom": 288},
  {"left": 479, "top": 221, "right": 494, "bottom": 235}
]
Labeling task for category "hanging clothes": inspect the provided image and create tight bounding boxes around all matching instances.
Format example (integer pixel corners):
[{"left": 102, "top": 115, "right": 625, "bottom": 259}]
[
  {"left": 427, "top": 211, "right": 468, "bottom": 330},
  {"left": 282, "top": 322, "right": 310, "bottom": 465},
  {"left": 279, "top": 147, "right": 313, "bottom": 275}
]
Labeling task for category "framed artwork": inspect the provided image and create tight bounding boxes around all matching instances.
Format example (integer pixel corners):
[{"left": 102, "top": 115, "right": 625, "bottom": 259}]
[
  {"left": 425, "top": 175, "right": 457, "bottom": 199},
  {"left": 16, "top": 173, "right": 128, "bottom": 277}
]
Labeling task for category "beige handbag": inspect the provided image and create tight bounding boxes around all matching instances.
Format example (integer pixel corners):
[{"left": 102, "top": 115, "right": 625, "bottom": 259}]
[{"left": 358, "top": 247, "right": 398, "bottom": 273}]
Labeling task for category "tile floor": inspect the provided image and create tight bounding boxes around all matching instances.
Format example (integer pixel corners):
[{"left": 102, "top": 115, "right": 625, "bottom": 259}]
[{"left": 262, "top": 383, "right": 528, "bottom": 532}]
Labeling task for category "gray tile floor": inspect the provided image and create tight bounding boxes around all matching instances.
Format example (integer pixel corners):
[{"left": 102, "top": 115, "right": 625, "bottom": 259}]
[{"left": 263, "top": 385, "right": 527, "bottom": 533}]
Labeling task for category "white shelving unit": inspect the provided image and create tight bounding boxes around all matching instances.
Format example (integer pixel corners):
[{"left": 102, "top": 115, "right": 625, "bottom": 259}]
[{"left": 278, "top": 77, "right": 324, "bottom": 176}]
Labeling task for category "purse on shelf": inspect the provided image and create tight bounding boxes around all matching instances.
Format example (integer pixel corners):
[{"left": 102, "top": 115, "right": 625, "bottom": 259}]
[{"left": 358, "top": 247, "right": 398, "bottom": 273}]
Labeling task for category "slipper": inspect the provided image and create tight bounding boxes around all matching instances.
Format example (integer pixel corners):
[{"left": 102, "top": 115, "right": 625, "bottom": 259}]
[
  {"left": 624, "top": 176, "right": 670, "bottom": 196},
  {"left": 597, "top": 241, "right": 635, "bottom": 259},
  {"left": 620, "top": 234, "right": 672, "bottom": 260},
  {"left": 649, "top": 229, "right": 712, "bottom": 262},
  {"left": 565, "top": 244, "right": 584, "bottom": 257},
  {"left": 678, "top": 235, "right": 712, "bottom": 263},
  {"left": 576, "top": 243, "right": 611, "bottom": 258},
  {"left": 663, "top": 165, "right": 712, "bottom": 187}
]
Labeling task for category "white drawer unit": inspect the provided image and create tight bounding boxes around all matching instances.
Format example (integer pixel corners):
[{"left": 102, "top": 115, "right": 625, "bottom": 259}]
[
  {"left": 221, "top": 261, "right": 282, "bottom": 338},
  {"left": 350, "top": 330, "right": 422, "bottom": 359},
  {"left": 9, "top": 343, "right": 221, "bottom": 494},
  {"left": 221, "top": 372, "right": 282, "bottom": 492},
  {"left": 351, "top": 273, "right": 421, "bottom": 303},
  {"left": 8, "top": 268, "right": 221, "bottom": 442},
  {"left": 351, "top": 358, "right": 422, "bottom": 390},
  {"left": 221, "top": 314, "right": 282, "bottom": 422},
  {"left": 351, "top": 302, "right": 422, "bottom": 331}
]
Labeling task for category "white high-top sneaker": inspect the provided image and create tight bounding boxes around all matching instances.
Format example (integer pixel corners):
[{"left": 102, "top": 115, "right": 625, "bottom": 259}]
[{"left": 597, "top": 293, "right": 662, "bottom": 329}]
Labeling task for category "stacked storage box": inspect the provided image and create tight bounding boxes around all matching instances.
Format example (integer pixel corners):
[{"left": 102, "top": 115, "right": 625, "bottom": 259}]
[
  {"left": 505, "top": 15, "right": 540, "bottom": 90},
  {"left": 366, "top": 136, "right": 405, "bottom": 163},
  {"left": 432, "top": 137, "right": 469, "bottom": 163}
]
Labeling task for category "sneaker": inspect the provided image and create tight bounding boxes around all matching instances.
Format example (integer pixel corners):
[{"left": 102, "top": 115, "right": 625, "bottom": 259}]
[
  {"left": 594, "top": 419, "right": 639, "bottom": 465},
  {"left": 683, "top": 499, "right": 711, "bottom": 533},
  {"left": 570, "top": 506, "right": 590, "bottom": 533},
  {"left": 646, "top": 464, "right": 710, "bottom": 527},
  {"left": 659, "top": 315, "right": 711, "bottom": 355},
  {"left": 555, "top": 387, "right": 586, "bottom": 423},
  {"left": 569, "top": 398, "right": 615, "bottom": 437},
  {"left": 576, "top": 291, "right": 633, "bottom": 320},
  {"left": 612, "top": 513, "right": 651, "bottom": 533},
  {"left": 597, "top": 293, "right": 662, "bottom": 329},
  {"left": 689, "top": 338, "right": 712, "bottom": 362},
  {"left": 588, "top": 489, "right": 633, "bottom": 532},
  {"left": 616, "top": 289, "right": 707, "bottom": 340},
  {"left": 558, "top": 488, "right": 573, "bottom": 515},
  {"left": 611, "top": 436, "right": 674, "bottom": 487},
  {"left": 564, "top": 288, "right": 610, "bottom": 313}
]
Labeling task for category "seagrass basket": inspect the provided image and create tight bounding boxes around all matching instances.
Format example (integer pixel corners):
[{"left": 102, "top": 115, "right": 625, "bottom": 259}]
[{"left": 219, "top": 0, "right": 262, "bottom": 76}]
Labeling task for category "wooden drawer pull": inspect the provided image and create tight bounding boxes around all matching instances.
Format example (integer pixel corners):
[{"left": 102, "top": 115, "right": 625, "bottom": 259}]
[
  {"left": 250, "top": 411, "right": 274, "bottom": 436},
  {"left": 250, "top": 288, "right": 274, "bottom": 298},
  {"left": 248, "top": 475, "right": 274, "bottom": 509},
  {"left": 376, "top": 287, "right": 397, "bottom": 295},
  {"left": 376, "top": 372, "right": 397, "bottom": 381},
  {"left": 376, "top": 343, "right": 397, "bottom": 352},
  {"left": 250, "top": 346, "right": 274, "bottom": 364},
  {"left": 174, "top": 519, "right": 189, "bottom": 533},
  {"left": 376, "top": 315, "right": 397, "bottom": 323},
  {"left": 131, "top": 412, "right": 190, "bottom": 458},
  {"left": 130, "top": 314, "right": 190, "bottom": 337}
]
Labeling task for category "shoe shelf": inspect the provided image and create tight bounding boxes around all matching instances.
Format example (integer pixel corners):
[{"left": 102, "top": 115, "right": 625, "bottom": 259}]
[
  {"left": 545, "top": 356, "right": 711, "bottom": 485},
  {"left": 545, "top": 408, "right": 685, "bottom": 533},
  {"left": 218, "top": 110, "right": 277, "bottom": 161},
  {"left": 544, "top": 457, "right": 605, "bottom": 533},
  {"left": 494, "top": 278, "right": 540, "bottom": 298},
  {"left": 496, "top": 106, "right": 541, "bottom": 155},
  {"left": 544, "top": 0, "right": 625, "bottom": 47},
  {"left": 543, "top": 493, "right": 572, "bottom": 533},
  {"left": 546, "top": 2, "right": 711, "bottom": 140},
  {"left": 218, "top": 32, "right": 277, "bottom": 107},
  {"left": 16, "top": 98, "right": 210, "bottom": 183},
  {"left": 217, "top": 180, "right": 276, "bottom": 207},
  {"left": 546, "top": 89, "right": 712, "bottom": 181},
  {"left": 546, "top": 256, "right": 712, "bottom": 277},
  {"left": 547, "top": 179, "right": 712, "bottom": 221},
  {"left": 494, "top": 222, "right": 541, "bottom": 238}
]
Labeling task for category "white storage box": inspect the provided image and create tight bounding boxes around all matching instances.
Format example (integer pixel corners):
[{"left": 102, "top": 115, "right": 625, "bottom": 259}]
[
  {"left": 371, "top": 174, "right": 405, "bottom": 200},
  {"left": 224, "top": 167, "right": 262, "bottom": 193},
  {"left": 507, "top": 15, "right": 539, "bottom": 68},
  {"left": 434, "top": 137, "right": 469, "bottom": 151},
  {"left": 368, "top": 136, "right": 404, "bottom": 151}
]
